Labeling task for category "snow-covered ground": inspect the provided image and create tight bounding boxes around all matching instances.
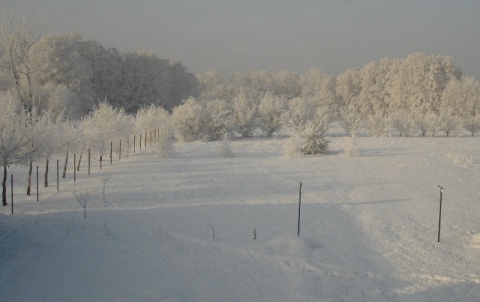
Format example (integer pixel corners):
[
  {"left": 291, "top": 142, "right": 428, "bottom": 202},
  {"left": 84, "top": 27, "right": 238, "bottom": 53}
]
[{"left": 1, "top": 135, "right": 480, "bottom": 302}]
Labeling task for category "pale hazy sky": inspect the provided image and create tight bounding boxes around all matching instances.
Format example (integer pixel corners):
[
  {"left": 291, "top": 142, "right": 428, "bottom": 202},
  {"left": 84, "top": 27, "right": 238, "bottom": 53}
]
[{"left": 2, "top": 0, "right": 480, "bottom": 78}]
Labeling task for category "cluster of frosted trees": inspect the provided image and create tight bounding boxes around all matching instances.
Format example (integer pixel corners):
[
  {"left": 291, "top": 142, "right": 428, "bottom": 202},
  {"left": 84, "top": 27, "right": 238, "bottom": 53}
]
[
  {"left": 0, "top": 13, "right": 198, "bottom": 121},
  {"left": 197, "top": 53, "right": 480, "bottom": 137},
  {"left": 0, "top": 94, "right": 170, "bottom": 206}
]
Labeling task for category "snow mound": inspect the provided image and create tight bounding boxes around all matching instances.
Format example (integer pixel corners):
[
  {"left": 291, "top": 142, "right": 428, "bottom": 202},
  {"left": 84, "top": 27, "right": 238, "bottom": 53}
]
[
  {"left": 262, "top": 235, "right": 324, "bottom": 257},
  {"left": 471, "top": 233, "right": 480, "bottom": 249}
]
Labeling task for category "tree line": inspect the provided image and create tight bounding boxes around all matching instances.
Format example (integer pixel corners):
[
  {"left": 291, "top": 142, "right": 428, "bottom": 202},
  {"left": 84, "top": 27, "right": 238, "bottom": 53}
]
[{"left": 0, "top": 12, "right": 198, "bottom": 120}]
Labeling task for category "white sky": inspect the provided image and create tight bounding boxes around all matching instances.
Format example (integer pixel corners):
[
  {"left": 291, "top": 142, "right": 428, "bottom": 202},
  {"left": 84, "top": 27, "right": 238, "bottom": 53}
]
[{"left": 3, "top": 0, "right": 480, "bottom": 78}]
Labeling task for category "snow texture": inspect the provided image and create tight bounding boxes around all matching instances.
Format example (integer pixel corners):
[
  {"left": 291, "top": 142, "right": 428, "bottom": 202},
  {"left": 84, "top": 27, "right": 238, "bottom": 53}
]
[{"left": 1, "top": 136, "right": 480, "bottom": 301}]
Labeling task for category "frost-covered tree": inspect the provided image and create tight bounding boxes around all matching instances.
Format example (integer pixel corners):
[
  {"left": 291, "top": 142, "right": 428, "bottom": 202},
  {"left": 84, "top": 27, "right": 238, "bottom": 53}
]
[
  {"left": 463, "top": 115, "right": 480, "bottom": 136},
  {"left": 232, "top": 92, "right": 257, "bottom": 137},
  {"left": 0, "top": 95, "right": 38, "bottom": 205},
  {"left": 81, "top": 101, "right": 132, "bottom": 162},
  {"left": 172, "top": 97, "right": 206, "bottom": 142},
  {"left": 271, "top": 70, "right": 301, "bottom": 98},
  {"left": 197, "top": 69, "right": 229, "bottom": 101},
  {"left": 257, "top": 92, "right": 286, "bottom": 137},
  {"left": 282, "top": 97, "right": 312, "bottom": 135},
  {"left": 203, "top": 99, "right": 233, "bottom": 141},
  {"left": 391, "top": 110, "right": 416, "bottom": 137},
  {"left": 135, "top": 104, "right": 170, "bottom": 136},
  {"left": 118, "top": 51, "right": 170, "bottom": 113},
  {"left": 0, "top": 11, "right": 44, "bottom": 114},
  {"left": 31, "top": 33, "right": 95, "bottom": 117},
  {"left": 424, "top": 112, "right": 442, "bottom": 137},
  {"left": 441, "top": 76, "right": 480, "bottom": 118},
  {"left": 366, "top": 111, "right": 391, "bottom": 137},
  {"left": 168, "top": 60, "right": 199, "bottom": 108},
  {"left": 338, "top": 102, "right": 363, "bottom": 137},
  {"left": 439, "top": 110, "right": 463, "bottom": 137},
  {"left": 299, "top": 68, "right": 328, "bottom": 99}
]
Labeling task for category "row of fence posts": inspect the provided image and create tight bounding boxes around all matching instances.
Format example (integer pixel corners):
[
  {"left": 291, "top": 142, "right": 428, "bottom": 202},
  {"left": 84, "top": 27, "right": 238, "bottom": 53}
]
[{"left": 9, "top": 127, "right": 174, "bottom": 214}]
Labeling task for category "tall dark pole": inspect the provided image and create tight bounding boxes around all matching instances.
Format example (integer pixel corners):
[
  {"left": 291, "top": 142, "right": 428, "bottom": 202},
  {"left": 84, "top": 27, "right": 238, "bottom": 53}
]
[
  {"left": 298, "top": 182, "right": 302, "bottom": 236},
  {"left": 11, "top": 174, "right": 13, "bottom": 214},
  {"left": 119, "top": 139, "right": 122, "bottom": 160},
  {"left": 438, "top": 185, "right": 444, "bottom": 242},
  {"left": 56, "top": 159, "right": 59, "bottom": 191},
  {"left": 110, "top": 142, "right": 113, "bottom": 164},
  {"left": 36, "top": 166, "right": 39, "bottom": 201},
  {"left": 88, "top": 149, "right": 90, "bottom": 175},
  {"left": 74, "top": 154, "right": 76, "bottom": 182}
]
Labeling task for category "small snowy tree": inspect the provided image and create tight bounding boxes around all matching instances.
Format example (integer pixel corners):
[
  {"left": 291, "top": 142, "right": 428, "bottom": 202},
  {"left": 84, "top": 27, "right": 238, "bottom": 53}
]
[
  {"left": 283, "top": 106, "right": 332, "bottom": 157},
  {"left": 257, "top": 92, "right": 286, "bottom": 137},
  {"left": 424, "top": 112, "right": 442, "bottom": 137},
  {"left": 203, "top": 99, "right": 233, "bottom": 141},
  {"left": 366, "top": 111, "right": 391, "bottom": 137},
  {"left": 282, "top": 97, "right": 310, "bottom": 135},
  {"left": 135, "top": 104, "right": 170, "bottom": 137},
  {"left": 344, "top": 135, "right": 359, "bottom": 157},
  {"left": 391, "top": 110, "right": 416, "bottom": 137},
  {"left": 463, "top": 115, "right": 480, "bottom": 136},
  {"left": 440, "top": 111, "right": 463, "bottom": 137},
  {"left": 81, "top": 101, "right": 132, "bottom": 162},
  {"left": 301, "top": 121, "right": 330, "bottom": 155},
  {"left": 153, "top": 137, "right": 176, "bottom": 158},
  {"left": 338, "top": 103, "right": 362, "bottom": 137},
  {"left": 232, "top": 92, "right": 257, "bottom": 138},
  {"left": 172, "top": 97, "right": 206, "bottom": 142}
]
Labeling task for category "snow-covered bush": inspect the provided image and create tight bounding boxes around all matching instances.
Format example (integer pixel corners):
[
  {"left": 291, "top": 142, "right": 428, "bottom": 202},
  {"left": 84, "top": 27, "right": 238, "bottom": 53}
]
[
  {"left": 172, "top": 97, "right": 206, "bottom": 142},
  {"left": 219, "top": 132, "right": 233, "bottom": 158},
  {"left": 154, "top": 137, "right": 176, "bottom": 158},
  {"left": 283, "top": 107, "right": 332, "bottom": 157},
  {"left": 283, "top": 135, "right": 304, "bottom": 158},
  {"left": 344, "top": 135, "right": 359, "bottom": 157},
  {"left": 338, "top": 103, "right": 362, "bottom": 137},
  {"left": 302, "top": 121, "right": 330, "bottom": 155},
  {"left": 282, "top": 97, "right": 311, "bottom": 134},
  {"left": 257, "top": 92, "right": 286, "bottom": 137},
  {"left": 447, "top": 152, "right": 473, "bottom": 168},
  {"left": 203, "top": 99, "right": 233, "bottom": 141},
  {"left": 232, "top": 92, "right": 257, "bottom": 138}
]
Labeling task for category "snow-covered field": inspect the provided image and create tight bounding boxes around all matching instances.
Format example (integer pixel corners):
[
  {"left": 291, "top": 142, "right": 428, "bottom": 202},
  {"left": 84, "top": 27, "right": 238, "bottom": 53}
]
[{"left": 1, "top": 135, "right": 480, "bottom": 302}]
